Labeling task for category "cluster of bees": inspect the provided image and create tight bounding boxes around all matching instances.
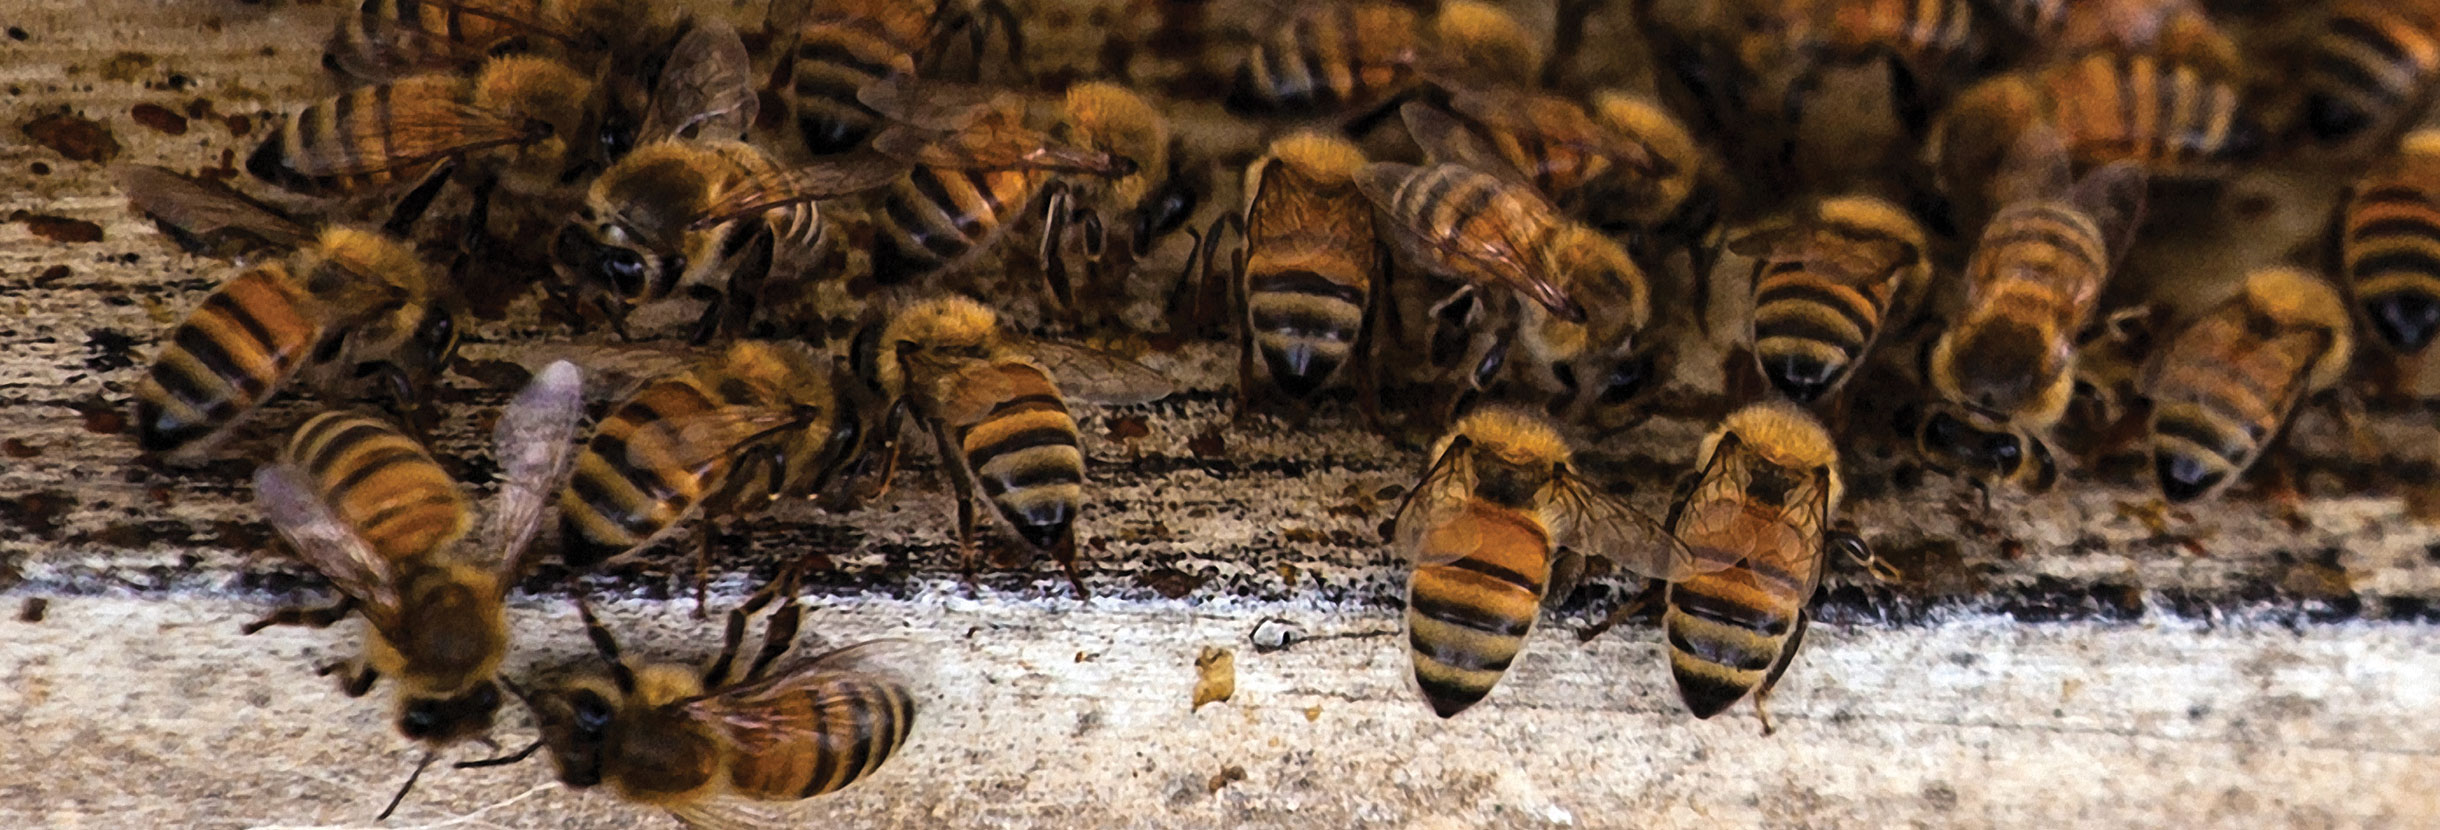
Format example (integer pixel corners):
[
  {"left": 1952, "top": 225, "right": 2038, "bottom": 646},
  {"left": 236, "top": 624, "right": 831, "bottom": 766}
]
[{"left": 89, "top": 0, "right": 2440, "bottom": 820}]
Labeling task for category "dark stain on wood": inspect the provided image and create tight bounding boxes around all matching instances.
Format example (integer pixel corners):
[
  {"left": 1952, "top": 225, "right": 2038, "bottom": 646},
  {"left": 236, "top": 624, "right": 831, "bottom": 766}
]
[
  {"left": 129, "top": 103, "right": 188, "bottom": 135},
  {"left": 83, "top": 328, "right": 141, "bottom": 372},
  {"left": 21, "top": 111, "right": 121, "bottom": 162},
  {"left": 2, "top": 438, "right": 38, "bottom": 459},
  {"left": 0, "top": 491, "right": 78, "bottom": 540},
  {"left": 11, "top": 212, "right": 105, "bottom": 243}
]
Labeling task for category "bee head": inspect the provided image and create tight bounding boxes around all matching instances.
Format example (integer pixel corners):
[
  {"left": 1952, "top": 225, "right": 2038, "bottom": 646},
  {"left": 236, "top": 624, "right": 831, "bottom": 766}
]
[
  {"left": 553, "top": 213, "right": 665, "bottom": 303},
  {"left": 398, "top": 681, "right": 503, "bottom": 744},
  {"left": 530, "top": 680, "right": 622, "bottom": 790},
  {"left": 1914, "top": 405, "right": 2053, "bottom": 490}
]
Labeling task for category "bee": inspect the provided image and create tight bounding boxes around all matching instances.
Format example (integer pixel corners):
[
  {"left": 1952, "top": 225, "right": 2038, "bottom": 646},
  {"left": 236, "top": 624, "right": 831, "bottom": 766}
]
[
  {"left": 1919, "top": 132, "right": 2147, "bottom": 490},
  {"left": 1224, "top": 0, "right": 1541, "bottom": 126},
  {"left": 1387, "top": 405, "right": 1702, "bottom": 717},
  {"left": 117, "top": 165, "right": 462, "bottom": 461},
  {"left": 322, "top": 0, "right": 666, "bottom": 83},
  {"left": 2333, "top": 129, "right": 2440, "bottom": 353},
  {"left": 775, "top": 0, "right": 1025, "bottom": 155},
  {"left": 1186, "top": 131, "right": 1386, "bottom": 410},
  {"left": 557, "top": 341, "right": 881, "bottom": 577},
  {"left": 2300, "top": 0, "right": 2440, "bottom": 146},
  {"left": 854, "top": 79, "right": 1141, "bottom": 306},
  {"left": 1043, "top": 83, "right": 1203, "bottom": 302},
  {"left": 1661, "top": 400, "right": 1864, "bottom": 734},
  {"left": 1752, "top": 0, "right": 1988, "bottom": 151},
  {"left": 855, "top": 296, "right": 1173, "bottom": 596},
  {"left": 2142, "top": 268, "right": 2355, "bottom": 502},
  {"left": 1935, "top": 48, "right": 2264, "bottom": 213},
  {"left": 247, "top": 55, "right": 581, "bottom": 199},
  {"left": 1356, "top": 162, "right": 1657, "bottom": 422},
  {"left": 463, "top": 568, "right": 920, "bottom": 826},
  {"left": 1399, "top": 88, "right": 1710, "bottom": 244},
  {"left": 1726, "top": 194, "right": 1932, "bottom": 403},
  {"left": 553, "top": 140, "right": 895, "bottom": 341},
  {"left": 242, "top": 362, "right": 584, "bottom": 816}
]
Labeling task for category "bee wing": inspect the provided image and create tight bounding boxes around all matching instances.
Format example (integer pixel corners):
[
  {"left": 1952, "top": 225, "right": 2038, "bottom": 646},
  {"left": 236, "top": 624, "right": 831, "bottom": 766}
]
[
  {"left": 324, "top": 0, "right": 568, "bottom": 81},
  {"left": 1447, "top": 90, "right": 1660, "bottom": 178},
  {"left": 1387, "top": 438, "right": 1477, "bottom": 565},
  {"left": 2066, "top": 161, "right": 2149, "bottom": 268},
  {"left": 685, "top": 639, "right": 927, "bottom": 751},
  {"left": 1548, "top": 473, "right": 1713, "bottom": 581},
  {"left": 1011, "top": 339, "right": 1175, "bottom": 406},
  {"left": 638, "top": 17, "right": 760, "bottom": 144},
  {"left": 253, "top": 462, "right": 407, "bottom": 633},
  {"left": 1668, "top": 433, "right": 1814, "bottom": 579},
  {"left": 480, "top": 361, "right": 585, "bottom": 584},
  {"left": 114, "top": 164, "right": 317, "bottom": 251},
  {"left": 1722, "top": 225, "right": 1803, "bottom": 261},
  {"left": 871, "top": 122, "right": 1134, "bottom": 176},
  {"left": 621, "top": 405, "right": 823, "bottom": 477},
  {"left": 1355, "top": 162, "right": 1582, "bottom": 321},
  {"left": 856, "top": 76, "right": 1013, "bottom": 131},
  {"left": 686, "top": 155, "right": 909, "bottom": 231},
  {"left": 664, "top": 798, "right": 808, "bottom": 830},
  {"left": 277, "top": 78, "right": 546, "bottom": 177},
  {"left": 1399, "top": 102, "right": 1520, "bottom": 183},
  {"left": 1991, "top": 121, "right": 2075, "bottom": 209}
]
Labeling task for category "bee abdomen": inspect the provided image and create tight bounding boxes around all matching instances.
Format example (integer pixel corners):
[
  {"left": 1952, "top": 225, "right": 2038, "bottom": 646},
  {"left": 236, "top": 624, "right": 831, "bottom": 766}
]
[
  {"left": 2346, "top": 193, "right": 2440, "bottom": 350},
  {"left": 134, "top": 268, "right": 322, "bottom": 454},
  {"left": 1406, "top": 554, "right": 1543, "bottom": 718},
  {"left": 556, "top": 379, "right": 729, "bottom": 564},
  {"left": 787, "top": 22, "right": 917, "bottom": 155},
  {"left": 1247, "top": 269, "right": 1367, "bottom": 397},
  {"left": 731, "top": 676, "right": 918, "bottom": 799},
  {"left": 288, "top": 411, "right": 470, "bottom": 561},
  {"left": 1663, "top": 576, "right": 1801, "bottom": 718},
  {"left": 870, "top": 167, "right": 1009, "bottom": 282},
  {"left": 2304, "top": 5, "right": 2440, "bottom": 141},
  {"left": 2059, "top": 53, "right": 2260, "bottom": 172},
  {"left": 1753, "top": 272, "right": 1880, "bottom": 401},
  {"left": 963, "top": 393, "right": 1083, "bottom": 551},
  {"left": 251, "top": 87, "right": 428, "bottom": 195}
]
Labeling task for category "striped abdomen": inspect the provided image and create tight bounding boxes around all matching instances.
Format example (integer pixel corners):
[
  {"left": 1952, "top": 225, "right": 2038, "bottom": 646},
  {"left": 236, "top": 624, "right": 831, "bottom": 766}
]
[
  {"left": 1750, "top": 253, "right": 1905, "bottom": 403},
  {"left": 1966, "top": 200, "right": 2109, "bottom": 330},
  {"left": 724, "top": 674, "right": 918, "bottom": 799},
  {"left": 248, "top": 77, "right": 472, "bottom": 195},
  {"left": 867, "top": 165, "right": 1041, "bottom": 284},
  {"left": 1382, "top": 164, "right": 1558, "bottom": 288},
  {"left": 2147, "top": 316, "right": 2331, "bottom": 502},
  {"left": 285, "top": 411, "right": 472, "bottom": 563},
  {"left": 785, "top": 10, "right": 926, "bottom": 155},
  {"left": 1243, "top": 167, "right": 1376, "bottom": 398},
  {"left": 558, "top": 373, "right": 766, "bottom": 565},
  {"left": 2044, "top": 52, "right": 2262, "bottom": 175},
  {"left": 2343, "top": 184, "right": 2440, "bottom": 351},
  {"left": 2303, "top": 2, "right": 2440, "bottom": 142},
  {"left": 1226, "top": 3, "right": 1419, "bottom": 115},
  {"left": 134, "top": 265, "right": 325, "bottom": 454},
  {"left": 953, "top": 362, "right": 1082, "bottom": 552},
  {"left": 1662, "top": 538, "right": 1816, "bottom": 719},
  {"left": 325, "top": 0, "right": 534, "bottom": 79},
  {"left": 1404, "top": 502, "right": 1549, "bottom": 718},
  {"left": 1811, "top": 0, "right": 1976, "bottom": 63}
]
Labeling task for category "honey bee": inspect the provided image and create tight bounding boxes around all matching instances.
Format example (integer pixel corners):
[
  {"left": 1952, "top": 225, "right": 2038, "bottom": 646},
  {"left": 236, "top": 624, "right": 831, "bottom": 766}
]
[
  {"left": 854, "top": 296, "right": 1173, "bottom": 596},
  {"left": 2300, "top": 1, "right": 2440, "bottom": 146},
  {"left": 552, "top": 140, "right": 895, "bottom": 341},
  {"left": 247, "top": 55, "right": 582, "bottom": 199},
  {"left": 1984, "top": 0, "right": 2239, "bottom": 65},
  {"left": 1186, "top": 131, "right": 1387, "bottom": 411},
  {"left": 854, "top": 79, "right": 1142, "bottom": 306},
  {"left": 2142, "top": 268, "right": 2355, "bottom": 502},
  {"left": 1224, "top": 0, "right": 1541, "bottom": 126},
  {"left": 1043, "top": 83, "right": 1202, "bottom": 302},
  {"left": 557, "top": 341, "right": 881, "bottom": 577},
  {"left": 1726, "top": 194, "right": 1931, "bottom": 403},
  {"left": 243, "top": 362, "right": 584, "bottom": 816},
  {"left": 117, "top": 165, "right": 463, "bottom": 461},
  {"left": 1387, "top": 405, "right": 1703, "bottom": 717},
  {"left": 1919, "top": 132, "right": 2147, "bottom": 490},
  {"left": 1750, "top": 0, "right": 1989, "bottom": 149},
  {"left": 322, "top": 0, "right": 665, "bottom": 83},
  {"left": 774, "top": 0, "right": 1025, "bottom": 155},
  {"left": 2333, "top": 129, "right": 2440, "bottom": 353},
  {"left": 1357, "top": 162, "right": 1657, "bottom": 422},
  {"left": 1935, "top": 47, "right": 2263, "bottom": 212},
  {"left": 1399, "top": 88, "right": 1711, "bottom": 244},
  {"left": 1661, "top": 400, "right": 1864, "bottom": 733},
  {"left": 462, "top": 568, "right": 920, "bottom": 827}
]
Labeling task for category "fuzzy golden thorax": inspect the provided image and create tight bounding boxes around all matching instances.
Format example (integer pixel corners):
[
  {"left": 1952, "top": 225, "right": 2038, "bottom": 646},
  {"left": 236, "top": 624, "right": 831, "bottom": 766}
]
[
  {"left": 1815, "top": 194, "right": 1933, "bottom": 300},
  {"left": 1431, "top": 0, "right": 1542, "bottom": 86},
  {"left": 2240, "top": 267, "right": 2357, "bottom": 389},
  {"left": 1701, "top": 400, "right": 1844, "bottom": 506},
  {"left": 1444, "top": 405, "right": 1571, "bottom": 469},
  {"left": 1269, "top": 132, "right": 1369, "bottom": 184},
  {"left": 1590, "top": 91, "right": 1700, "bottom": 221},
  {"left": 872, "top": 296, "right": 1001, "bottom": 396},
  {"left": 1064, "top": 82, "right": 1170, "bottom": 210},
  {"left": 474, "top": 55, "right": 597, "bottom": 169}
]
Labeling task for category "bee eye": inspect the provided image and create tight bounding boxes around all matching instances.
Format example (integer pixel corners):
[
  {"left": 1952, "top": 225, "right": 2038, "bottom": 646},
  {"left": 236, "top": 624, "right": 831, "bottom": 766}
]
[
  {"left": 400, "top": 704, "right": 442, "bottom": 739},
  {"left": 600, "top": 249, "right": 648, "bottom": 296},
  {"left": 1983, "top": 433, "right": 2022, "bottom": 468},
  {"left": 415, "top": 311, "right": 456, "bottom": 366},
  {"left": 570, "top": 691, "right": 613, "bottom": 737},
  {"left": 1139, "top": 181, "right": 1198, "bottom": 241}
]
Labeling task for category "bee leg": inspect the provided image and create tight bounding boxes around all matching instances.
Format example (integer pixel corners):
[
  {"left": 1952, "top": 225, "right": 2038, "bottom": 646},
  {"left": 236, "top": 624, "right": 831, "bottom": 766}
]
[
  {"left": 1054, "top": 525, "right": 1089, "bottom": 599},
  {"left": 705, "top": 554, "right": 804, "bottom": 687},
  {"left": 360, "top": 361, "right": 433, "bottom": 442},
  {"left": 1828, "top": 523, "right": 1901, "bottom": 583},
  {"left": 1880, "top": 50, "right": 1936, "bottom": 144},
  {"left": 687, "top": 287, "right": 729, "bottom": 347},
  {"left": 381, "top": 158, "right": 458, "bottom": 236},
  {"left": 742, "top": 558, "right": 814, "bottom": 682},
  {"left": 717, "top": 227, "right": 777, "bottom": 341},
  {"left": 1541, "top": 551, "right": 1587, "bottom": 613},
  {"left": 692, "top": 521, "right": 722, "bottom": 620},
  {"left": 1577, "top": 580, "right": 1661, "bottom": 643},
  {"left": 240, "top": 596, "right": 355, "bottom": 634},
  {"left": 1776, "top": 61, "right": 1827, "bottom": 179},
  {"left": 1750, "top": 612, "right": 1810, "bottom": 737},
  {"left": 1543, "top": 0, "right": 1598, "bottom": 91},
  {"left": 574, "top": 594, "right": 640, "bottom": 694},
  {"left": 928, "top": 421, "right": 987, "bottom": 587},
  {"left": 317, "top": 661, "right": 379, "bottom": 698}
]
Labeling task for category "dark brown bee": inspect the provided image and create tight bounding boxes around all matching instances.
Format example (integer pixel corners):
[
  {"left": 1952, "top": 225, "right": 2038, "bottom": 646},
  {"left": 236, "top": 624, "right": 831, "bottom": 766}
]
[
  {"left": 244, "top": 362, "right": 584, "bottom": 816},
  {"left": 856, "top": 296, "right": 1173, "bottom": 595},
  {"left": 2142, "top": 268, "right": 2354, "bottom": 501},
  {"left": 1728, "top": 195, "right": 1931, "bottom": 403}
]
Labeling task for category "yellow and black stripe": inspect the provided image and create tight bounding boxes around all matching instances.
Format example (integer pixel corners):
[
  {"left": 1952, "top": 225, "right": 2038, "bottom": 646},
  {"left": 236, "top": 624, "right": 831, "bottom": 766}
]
[
  {"left": 2303, "top": 1, "right": 2440, "bottom": 143},
  {"left": 249, "top": 78, "right": 456, "bottom": 195},
  {"left": 1240, "top": 139, "right": 1378, "bottom": 399},
  {"left": 1404, "top": 503, "right": 1548, "bottom": 718},
  {"left": 2342, "top": 138, "right": 2440, "bottom": 352},
  {"left": 558, "top": 372, "right": 738, "bottom": 565},
  {"left": 1664, "top": 567, "right": 1811, "bottom": 719},
  {"left": 284, "top": 410, "right": 472, "bottom": 562},
  {"left": 728, "top": 674, "right": 918, "bottom": 798},
  {"left": 1810, "top": 0, "right": 1977, "bottom": 61},
  {"left": 784, "top": 0, "right": 931, "bottom": 155},
  {"left": 325, "top": 0, "right": 537, "bottom": 78},
  {"left": 1749, "top": 200, "right": 1927, "bottom": 403},
  {"left": 133, "top": 265, "right": 326, "bottom": 455},
  {"left": 2147, "top": 269, "right": 2351, "bottom": 502},
  {"left": 2044, "top": 51, "right": 2263, "bottom": 175},
  {"left": 1226, "top": 2, "right": 1419, "bottom": 115},
  {"left": 866, "top": 164, "right": 1043, "bottom": 284},
  {"left": 954, "top": 362, "right": 1084, "bottom": 552}
]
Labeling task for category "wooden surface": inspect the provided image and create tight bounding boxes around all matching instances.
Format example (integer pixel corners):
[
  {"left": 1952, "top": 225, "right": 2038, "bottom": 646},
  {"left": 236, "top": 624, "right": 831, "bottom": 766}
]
[{"left": 2, "top": 1, "right": 2439, "bottom": 828}]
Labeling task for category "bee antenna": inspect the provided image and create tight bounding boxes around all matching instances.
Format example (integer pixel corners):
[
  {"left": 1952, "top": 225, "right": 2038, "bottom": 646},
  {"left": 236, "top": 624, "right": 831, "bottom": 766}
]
[
  {"left": 454, "top": 739, "right": 546, "bottom": 770},
  {"left": 376, "top": 749, "right": 439, "bottom": 820}
]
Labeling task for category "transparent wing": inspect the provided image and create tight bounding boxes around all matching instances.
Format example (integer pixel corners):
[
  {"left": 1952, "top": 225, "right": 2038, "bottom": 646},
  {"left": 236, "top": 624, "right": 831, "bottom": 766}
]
[
  {"left": 1991, "top": 121, "right": 2075, "bottom": 209},
  {"left": 114, "top": 164, "right": 316, "bottom": 250},
  {"left": 1013, "top": 339, "right": 1174, "bottom": 406},
  {"left": 1387, "top": 439, "right": 1478, "bottom": 566},
  {"left": 1399, "top": 102, "right": 1519, "bottom": 183},
  {"left": 856, "top": 76, "right": 1014, "bottom": 131},
  {"left": 1669, "top": 435, "right": 1822, "bottom": 580},
  {"left": 1447, "top": 89, "right": 1659, "bottom": 179},
  {"left": 2066, "top": 161, "right": 2149, "bottom": 268},
  {"left": 1354, "top": 162, "right": 1580, "bottom": 321},
  {"left": 639, "top": 18, "right": 760, "bottom": 144},
  {"left": 481, "top": 360, "right": 584, "bottom": 584},
  {"left": 324, "top": 0, "right": 567, "bottom": 81},
  {"left": 686, "top": 639, "right": 927, "bottom": 750},
  {"left": 254, "top": 462, "right": 406, "bottom": 633},
  {"left": 665, "top": 798, "right": 808, "bottom": 830},
  {"left": 687, "top": 156, "right": 909, "bottom": 231},
  {"left": 870, "top": 122, "right": 1135, "bottom": 176},
  {"left": 1548, "top": 474, "right": 1710, "bottom": 581},
  {"left": 277, "top": 78, "right": 545, "bottom": 176},
  {"left": 621, "top": 405, "right": 825, "bottom": 477}
]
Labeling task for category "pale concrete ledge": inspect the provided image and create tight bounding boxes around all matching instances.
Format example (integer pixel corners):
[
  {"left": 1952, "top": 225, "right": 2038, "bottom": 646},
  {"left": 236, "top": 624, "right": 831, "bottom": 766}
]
[{"left": 3, "top": 1, "right": 2438, "bottom": 828}]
